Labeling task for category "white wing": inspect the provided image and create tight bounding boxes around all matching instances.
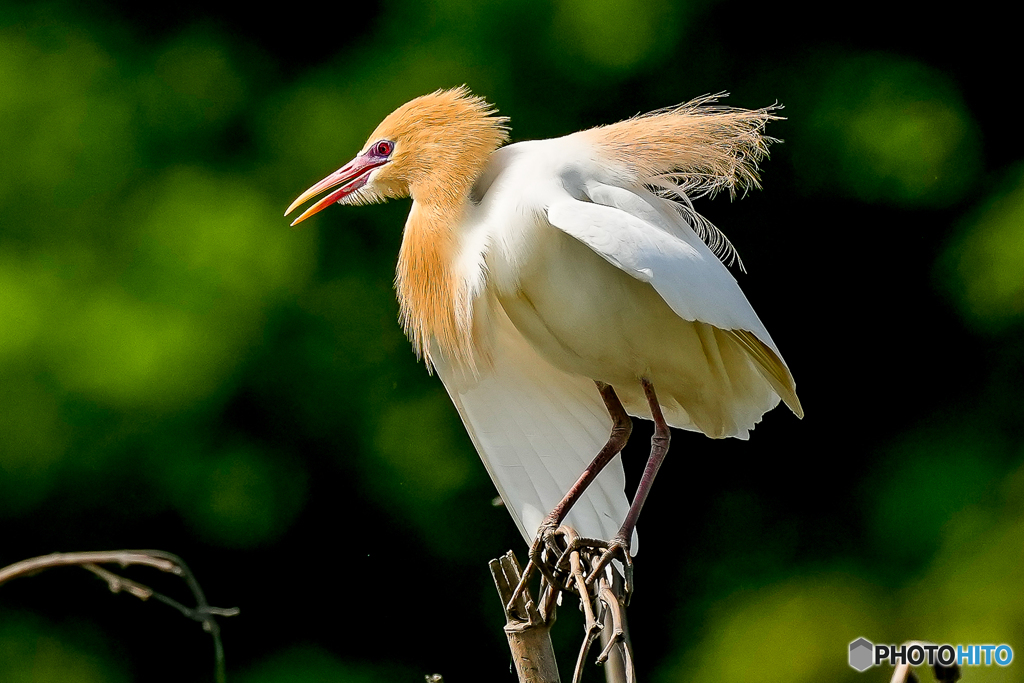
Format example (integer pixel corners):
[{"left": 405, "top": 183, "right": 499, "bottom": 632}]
[
  {"left": 430, "top": 300, "right": 637, "bottom": 551},
  {"left": 547, "top": 181, "right": 802, "bottom": 417}
]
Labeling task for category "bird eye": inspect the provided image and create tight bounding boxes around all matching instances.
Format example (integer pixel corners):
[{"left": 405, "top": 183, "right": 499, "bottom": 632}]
[{"left": 374, "top": 140, "right": 394, "bottom": 156}]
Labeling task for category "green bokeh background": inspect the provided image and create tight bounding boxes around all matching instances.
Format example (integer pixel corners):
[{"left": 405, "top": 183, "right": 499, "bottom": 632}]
[{"left": 1, "top": 1, "right": 1020, "bottom": 681}]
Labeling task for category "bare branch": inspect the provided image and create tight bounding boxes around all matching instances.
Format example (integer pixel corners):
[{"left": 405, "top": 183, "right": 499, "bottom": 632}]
[
  {"left": 490, "top": 551, "right": 561, "bottom": 683},
  {"left": 81, "top": 563, "right": 157, "bottom": 601},
  {"left": 0, "top": 550, "right": 179, "bottom": 583},
  {"left": 0, "top": 550, "right": 237, "bottom": 683}
]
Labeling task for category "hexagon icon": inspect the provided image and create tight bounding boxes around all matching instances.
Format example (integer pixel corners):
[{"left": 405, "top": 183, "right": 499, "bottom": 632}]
[{"left": 849, "top": 637, "right": 874, "bottom": 671}]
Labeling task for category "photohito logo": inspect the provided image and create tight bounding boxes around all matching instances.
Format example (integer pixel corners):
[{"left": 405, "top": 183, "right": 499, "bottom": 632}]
[{"left": 849, "top": 638, "right": 1013, "bottom": 672}]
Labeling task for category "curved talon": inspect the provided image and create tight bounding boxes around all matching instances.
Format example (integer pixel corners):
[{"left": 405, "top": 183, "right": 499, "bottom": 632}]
[
  {"left": 532, "top": 523, "right": 577, "bottom": 587},
  {"left": 555, "top": 533, "right": 609, "bottom": 569},
  {"left": 537, "top": 532, "right": 568, "bottom": 586},
  {"left": 525, "top": 524, "right": 639, "bottom": 609},
  {"left": 621, "top": 556, "right": 635, "bottom": 605},
  {"left": 509, "top": 523, "right": 571, "bottom": 616},
  {"left": 586, "top": 537, "right": 632, "bottom": 592},
  {"left": 554, "top": 541, "right": 586, "bottom": 574}
]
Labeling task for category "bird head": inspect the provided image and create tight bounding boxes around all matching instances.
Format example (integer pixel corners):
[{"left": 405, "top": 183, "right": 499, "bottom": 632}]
[{"left": 286, "top": 86, "right": 509, "bottom": 225}]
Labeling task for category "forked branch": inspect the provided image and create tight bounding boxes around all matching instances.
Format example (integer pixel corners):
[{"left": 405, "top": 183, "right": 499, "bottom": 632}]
[
  {"left": 0, "top": 550, "right": 238, "bottom": 683},
  {"left": 490, "top": 550, "right": 561, "bottom": 683}
]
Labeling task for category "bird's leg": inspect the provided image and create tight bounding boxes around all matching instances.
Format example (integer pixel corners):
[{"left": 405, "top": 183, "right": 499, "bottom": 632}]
[
  {"left": 534, "top": 382, "right": 632, "bottom": 565},
  {"left": 588, "top": 377, "right": 670, "bottom": 598},
  {"left": 508, "top": 382, "right": 632, "bottom": 611}
]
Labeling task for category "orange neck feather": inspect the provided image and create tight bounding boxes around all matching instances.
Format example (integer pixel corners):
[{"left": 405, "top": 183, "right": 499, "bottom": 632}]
[
  {"left": 376, "top": 88, "right": 507, "bottom": 367},
  {"left": 396, "top": 201, "right": 465, "bottom": 366}
]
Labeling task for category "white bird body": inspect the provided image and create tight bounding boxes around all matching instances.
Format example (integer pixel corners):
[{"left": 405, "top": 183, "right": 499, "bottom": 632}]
[
  {"left": 287, "top": 88, "right": 802, "bottom": 551},
  {"left": 431, "top": 134, "right": 795, "bottom": 544}
]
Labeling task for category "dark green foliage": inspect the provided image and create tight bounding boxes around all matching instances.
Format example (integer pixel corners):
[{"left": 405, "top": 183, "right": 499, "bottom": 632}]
[{"left": 0, "top": 2, "right": 1019, "bottom": 682}]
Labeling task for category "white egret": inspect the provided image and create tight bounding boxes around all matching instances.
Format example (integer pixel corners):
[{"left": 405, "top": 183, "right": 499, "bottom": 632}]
[{"left": 286, "top": 87, "right": 802, "bottom": 575}]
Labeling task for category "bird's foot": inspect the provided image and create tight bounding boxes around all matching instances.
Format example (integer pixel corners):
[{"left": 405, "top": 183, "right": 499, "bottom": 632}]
[
  {"left": 586, "top": 535, "right": 634, "bottom": 604},
  {"left": 533, "top": 519, "right": 570, "bottom": 573},
  {"left": 508, "top": 525, "right": 636, "bottom": 616},
  {"left": 506, "top": 519, "right": 567, "bottom": 617},
  {"left": 541, "top": 526, "right": 635, "bottom": 602}
]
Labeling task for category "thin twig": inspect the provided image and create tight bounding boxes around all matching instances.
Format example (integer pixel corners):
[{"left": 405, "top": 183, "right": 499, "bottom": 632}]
[
  {"left": 82, "top": 563, "right": 156, "bottom": 601},
  {"left": 0, "top": 550, "right": 179, "bottom": 583},
  {"left": 0, "top": 550, "right": 237, "bottom": 683}
]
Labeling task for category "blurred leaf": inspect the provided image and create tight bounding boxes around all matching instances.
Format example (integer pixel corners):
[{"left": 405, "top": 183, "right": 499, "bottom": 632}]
[
  {"left": 869, "top": 423, "right": 1004, "bottom": 566},
  {"left": 0, "top": 256, "right": 49, "bottom": 361},
  {"left": 53, "top": 290, "right": 235, "bottom": 408},
  {"left": 159, "top": 442, "right": 309, "bottom": 548},
  {"left": 258, "top": 83, "right": 367, "bottom": 174},
  {"left": 661, "top": 576, "right": 883, "bottom": 683},
  {"left": 0, "top": 23, "right": 138, "bottom": 230},
  {"left": 240, "top": 645, "right": 411, "bottom": 683},
  {"left": 140, "top": 32, "right": 247, "bottom": 139},
  {"left": 364, "top": 390, "right": 483, "bottom": 555},
  {"left": 0, "top": 377, "right": 69, "bottom": 514},
  {"left": 550, "top": 0, "right": 686, "bottom": 77},
  {"left": 793, "top": 52, "right": 981, "bottom": 207},
  {"left": 371, "top": 392, "right": 475, "bottom": 502},
  {"left": 899, "top": 456, "right": 1024, "bottom": 657},
  {"left": 937, "top": 165, "right": 1024, "bottom": 333},
  {"left": 40, "top": 166, "right": 316, "bottom": 409},
  {"left": 0, "top": 614, "right": 128, "bottom": 683}
]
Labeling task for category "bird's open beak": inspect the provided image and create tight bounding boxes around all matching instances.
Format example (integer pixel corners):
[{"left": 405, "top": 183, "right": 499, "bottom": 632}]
[{"left": 285, "top": 154, "right": 388, "bottom": 226}]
